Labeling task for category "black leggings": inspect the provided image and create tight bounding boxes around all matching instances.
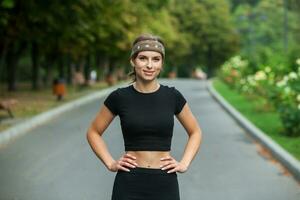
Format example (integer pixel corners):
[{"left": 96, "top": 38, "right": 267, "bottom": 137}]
[{"left": 111, "top": 167, "right": 180, "bottom": 200}]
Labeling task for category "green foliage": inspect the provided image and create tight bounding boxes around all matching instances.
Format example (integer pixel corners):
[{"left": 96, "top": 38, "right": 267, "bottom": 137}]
[
  {"left": 0, "top": 0, "right": 238, "bottom": 88},
  {"left": 214, "top": 77, "right": 300, "bottom": 161},
  {"left": 218, "top": 0, "right": 300, "bottom": 136},
  {"left": 1, "top": 0, "right": 14, "bottom": 8},
  {"left": 231, "top": 0, "right": 300, "bottom": 71},
  {"left": 218, "top": 55, "right": 300, "bottom": 137},
  {"left": 217, "top": 55, "right": 250, "bottom": 89},
  {"left": 171, "top": 0, "right": 239, "bottom": 77}
]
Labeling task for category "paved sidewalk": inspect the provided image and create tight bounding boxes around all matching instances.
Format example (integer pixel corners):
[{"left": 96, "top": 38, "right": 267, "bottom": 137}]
[{"left": 0, "top": 79, "right": 299, "bottom": 200}]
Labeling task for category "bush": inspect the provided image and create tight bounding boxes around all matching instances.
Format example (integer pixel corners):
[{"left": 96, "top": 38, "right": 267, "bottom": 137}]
[
  {"left": 274, "top": 62, "right": 300, "bottom": 137},
  {"left": 217, "top": 55, "right": 249, "bottom": 89},
  {"left": 218, "top": 56, "right": 300, "bottom": 137}
]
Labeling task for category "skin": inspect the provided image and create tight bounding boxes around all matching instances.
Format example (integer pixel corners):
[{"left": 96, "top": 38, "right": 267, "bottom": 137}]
[{"left": 86, "top": 50, "right": 202, "bottom": 174}]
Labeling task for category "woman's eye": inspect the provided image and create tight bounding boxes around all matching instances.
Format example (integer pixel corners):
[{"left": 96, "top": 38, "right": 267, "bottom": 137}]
[
  {"left": 139, "top": 57, "right": 146, "bottom": 60},
  {"left": 153, "top": 58, "right": 160, "bottom": 62}
]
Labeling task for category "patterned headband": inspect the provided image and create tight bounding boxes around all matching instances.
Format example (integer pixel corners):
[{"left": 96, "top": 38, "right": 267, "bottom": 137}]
[{"left": 130, "top": 40, "right": 165, "bottom": 58}]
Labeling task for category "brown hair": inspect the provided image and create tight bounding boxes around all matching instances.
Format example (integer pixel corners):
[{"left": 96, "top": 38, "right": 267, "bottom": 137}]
[{"left": 128, "top": 33, "right": 165, "bottom": 83}]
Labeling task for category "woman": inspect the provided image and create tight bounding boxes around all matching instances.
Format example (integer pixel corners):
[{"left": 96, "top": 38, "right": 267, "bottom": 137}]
[{"left": 86, "top": 33, "right": 202, "bottom": 200}]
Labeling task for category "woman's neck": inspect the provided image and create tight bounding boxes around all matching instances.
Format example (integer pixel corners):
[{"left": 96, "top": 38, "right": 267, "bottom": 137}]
[{"left": 133, "top": 81, "right": 160, "bottom": 93}]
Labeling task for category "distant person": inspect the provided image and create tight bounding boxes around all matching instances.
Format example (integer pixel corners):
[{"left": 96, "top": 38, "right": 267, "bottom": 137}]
[
  {"left": 86, "top": 33, "right": 203, "bottom": 200},
  {"left": 73, "top": 71, "right": 85, "bottom": 86},
  {"left": 192, "top": 67, "right": 207, "bottom": 80},
  {"left": 90, "top": 70, "right": 97, "bottom": 84}
]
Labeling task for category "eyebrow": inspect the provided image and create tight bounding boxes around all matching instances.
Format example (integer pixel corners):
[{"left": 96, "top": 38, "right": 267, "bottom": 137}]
[{"left": 138, "top": 55, "right": 162, "bottom": 58}]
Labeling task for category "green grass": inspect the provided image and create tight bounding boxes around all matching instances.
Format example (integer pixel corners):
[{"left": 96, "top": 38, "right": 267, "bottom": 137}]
[{"left": 212, "top": 78, "right": 300, "bottom": 161}]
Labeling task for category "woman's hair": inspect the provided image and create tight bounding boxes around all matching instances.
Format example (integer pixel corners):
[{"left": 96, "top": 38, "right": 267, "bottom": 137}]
[{"left": 128, "top": 33, "right": 165, "bottom": 83}]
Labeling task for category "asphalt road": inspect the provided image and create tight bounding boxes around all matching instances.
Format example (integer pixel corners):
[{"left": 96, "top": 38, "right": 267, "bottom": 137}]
[{"left": 0, "top": 79, "right": 299, "bottom": 200}]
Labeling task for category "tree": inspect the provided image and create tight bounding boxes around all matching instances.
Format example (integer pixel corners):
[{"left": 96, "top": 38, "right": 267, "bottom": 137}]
[
  {"left": 171, "top": 0, "right": 239, "bottom": 77},
  {"left": 232, "top": 0, "right": 299, "bottom": 72}
]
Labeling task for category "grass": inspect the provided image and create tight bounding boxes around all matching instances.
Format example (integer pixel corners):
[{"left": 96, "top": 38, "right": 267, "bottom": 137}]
[
  {"left": 212, "top": 78, "right": 300, "bottom": 161},
  {"left": 0, "top": 79, "right": 127, "bottom": 131}
]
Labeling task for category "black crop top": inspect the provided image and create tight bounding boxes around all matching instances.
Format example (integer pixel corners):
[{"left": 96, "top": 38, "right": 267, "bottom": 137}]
[{"left": 103, "top": 84, "right": 187, "bottom": 151}]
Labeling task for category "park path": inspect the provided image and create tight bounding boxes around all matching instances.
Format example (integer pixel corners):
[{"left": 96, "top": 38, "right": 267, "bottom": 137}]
[{"left": 0, "top": 79, "right": 299, "bottom": 200}]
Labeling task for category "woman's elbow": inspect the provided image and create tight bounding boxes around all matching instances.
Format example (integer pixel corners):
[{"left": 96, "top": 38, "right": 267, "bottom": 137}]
[
  {"left": 190, "top": 128, "right": 202, "bottom": 141},
  {"left": 86, "top": 126, "right": 98, "bottom": 140},
  {"left": 86, "top": 128, "right": 92, "bottom": 142}
]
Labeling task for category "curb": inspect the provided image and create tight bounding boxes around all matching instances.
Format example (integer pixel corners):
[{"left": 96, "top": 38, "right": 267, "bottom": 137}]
[
  {"left": 206, "top": 78, "right": 300, "bottom": 182},
  {"left": 0, "top": 83, "right": 125, "bottom": 148}
]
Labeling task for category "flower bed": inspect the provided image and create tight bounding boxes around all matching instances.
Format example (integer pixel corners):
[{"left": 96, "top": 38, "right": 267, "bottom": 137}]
[{"left": 218, "top": 56, "right": 300, "bottom": 137}]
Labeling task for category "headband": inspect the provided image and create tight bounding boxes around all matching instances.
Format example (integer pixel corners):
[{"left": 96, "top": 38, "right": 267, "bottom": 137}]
[{"left": 130, "top": 40, "right": 165, "bottom": 58}]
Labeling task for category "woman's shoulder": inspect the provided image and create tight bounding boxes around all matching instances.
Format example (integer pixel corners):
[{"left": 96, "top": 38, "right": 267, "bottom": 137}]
[
  {"left": 160, "top": 84, "right": 181, "bottom": 93},
  {"left": 116, "top": 84, "right": 132, "bottom": 94},
  {"left": 106, "top": 84, "right": 132, "bottom": 98}
]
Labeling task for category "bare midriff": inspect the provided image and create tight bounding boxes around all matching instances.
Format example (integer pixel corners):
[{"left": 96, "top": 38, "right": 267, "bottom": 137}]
[{"left": 126, "top": 151, "right": 171, "bottom": 169}]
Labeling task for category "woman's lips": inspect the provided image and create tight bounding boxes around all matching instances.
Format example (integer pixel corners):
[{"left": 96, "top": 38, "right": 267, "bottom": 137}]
[{"left": 143, "top": 70, "right": 154, "bottom": 75}]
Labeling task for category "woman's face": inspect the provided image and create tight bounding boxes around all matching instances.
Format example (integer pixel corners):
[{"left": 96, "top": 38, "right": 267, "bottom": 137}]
[{"left": 131, "top": 51, "right": 163, "bottom": 82}]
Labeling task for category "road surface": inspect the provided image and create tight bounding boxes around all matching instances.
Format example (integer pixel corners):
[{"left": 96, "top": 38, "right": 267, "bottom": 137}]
[{"left": 0, "top": 79, "right": 299, "bottom": 200}]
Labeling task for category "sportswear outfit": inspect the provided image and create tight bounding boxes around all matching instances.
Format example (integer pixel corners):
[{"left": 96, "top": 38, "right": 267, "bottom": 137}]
[{"left": 103, "top": 83, "right": 186, "bottom": 200}]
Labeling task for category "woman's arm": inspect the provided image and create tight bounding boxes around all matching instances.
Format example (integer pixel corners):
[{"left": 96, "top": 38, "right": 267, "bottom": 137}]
[
  {"left": 86, "top": 105, "right": 138, "bottom": 172},
  {"left": 176, "top": 103, "right": 202, "bottom": 169},
  {"left": 86, "top": 105, "right": 116, "bottom": 170}
]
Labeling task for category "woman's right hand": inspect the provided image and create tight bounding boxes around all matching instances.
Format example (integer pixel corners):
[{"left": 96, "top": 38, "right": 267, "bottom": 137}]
[{"left": 109, "top": 153, "right": 138, "bottom": 172}]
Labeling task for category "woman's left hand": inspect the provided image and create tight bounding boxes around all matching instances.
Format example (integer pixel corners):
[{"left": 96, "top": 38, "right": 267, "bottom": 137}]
[{"left": 160, "top": 156, "right": 188, "bottom": 173}]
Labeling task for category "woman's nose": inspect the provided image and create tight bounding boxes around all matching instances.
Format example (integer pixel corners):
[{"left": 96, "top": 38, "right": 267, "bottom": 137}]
[{"left": 146, "top": 59, "right": 153, "bottom": 68}]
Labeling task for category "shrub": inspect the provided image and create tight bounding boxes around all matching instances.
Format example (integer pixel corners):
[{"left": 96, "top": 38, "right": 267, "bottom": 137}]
[
  {"left": 218, "top": 55, "right": 249, "bottom": 89},
  {"left": 217, "top": 56, "right": 300, "bottom": 137}
]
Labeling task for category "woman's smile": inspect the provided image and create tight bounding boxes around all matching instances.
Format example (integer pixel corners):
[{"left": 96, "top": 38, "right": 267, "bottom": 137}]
[{"left": 143, "top": 70, "right": 155, "bottom": 76}]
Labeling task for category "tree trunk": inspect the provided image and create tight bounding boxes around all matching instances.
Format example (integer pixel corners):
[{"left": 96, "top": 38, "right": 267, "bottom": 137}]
[
  {"left": 44, "top": 57, "right": 54, "bottom": 87},
  {"left": 57, "top": 55, "right": 64, "bottom": 79},
  {"left": 84, "top": 54, "right": 90, "bottom": 85},
  {"left": 66, "top": 54, "right": 72, "bottom": 85},
  {"left": 5, "top": 41, "right": 26, "bottom": 91},
  {"left": 103, "top": 56, "right": 110, "bottom": 77},
  {"left": 0, "top": 40, "right": 8, "bottom": 84},
  {"left": 95, "top": 53, "right": 101, "bottom": 81},
  {"left": 206, "top": 44, "right": 215, "bottom": 79},
  {"left": 5, "top": 47, "right": 17, "bottom": 91},
  {"left": 96, "top": 53, "right": 109, "bottom": 82},
  {"left": 31, "top": 41, "right": 40, "bottom": 90}
]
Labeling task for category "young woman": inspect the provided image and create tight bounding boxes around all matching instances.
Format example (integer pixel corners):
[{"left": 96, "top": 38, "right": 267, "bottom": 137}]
[{"left": 86, "top": 33, "right": 202, "bottom": 200}]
